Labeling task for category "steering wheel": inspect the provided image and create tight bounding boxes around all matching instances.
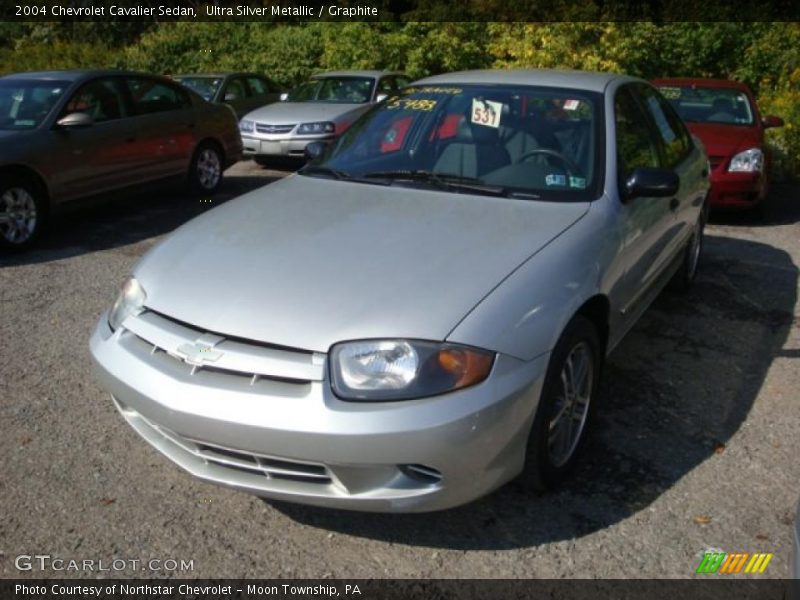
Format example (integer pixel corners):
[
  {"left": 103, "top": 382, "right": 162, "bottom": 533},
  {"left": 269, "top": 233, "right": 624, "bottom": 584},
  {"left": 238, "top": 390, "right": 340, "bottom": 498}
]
[{"left": 516, "top": 148, "right": 581, "bottom": 176}]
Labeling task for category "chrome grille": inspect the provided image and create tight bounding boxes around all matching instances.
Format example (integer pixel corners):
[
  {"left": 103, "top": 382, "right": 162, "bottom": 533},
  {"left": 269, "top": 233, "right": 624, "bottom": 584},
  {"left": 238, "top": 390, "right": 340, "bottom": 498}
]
[
  {"left": 120, "top": 310, "right": 324, "bottom": 389},
  {"left": 255, "top": 123, "right": 295, "bottom": 134}
]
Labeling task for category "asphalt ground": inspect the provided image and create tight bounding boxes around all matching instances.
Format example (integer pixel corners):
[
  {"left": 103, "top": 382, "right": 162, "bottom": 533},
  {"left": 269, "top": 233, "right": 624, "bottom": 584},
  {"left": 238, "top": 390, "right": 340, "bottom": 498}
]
[{"left": 1, "top": 160, "right": 798, "bottom": 579}]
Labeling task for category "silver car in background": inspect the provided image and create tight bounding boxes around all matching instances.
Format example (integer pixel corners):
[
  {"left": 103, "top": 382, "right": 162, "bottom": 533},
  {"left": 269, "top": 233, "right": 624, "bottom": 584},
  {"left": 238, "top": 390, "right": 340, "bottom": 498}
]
[
  {"left": 90, "top": 69, "right": 709, "bottom": 512},
  {"left": 0, "top": 69, "right": 242, "bottom": 250},
  {"left": 239, "top": 70, "right": 408, "bottom": 164}
]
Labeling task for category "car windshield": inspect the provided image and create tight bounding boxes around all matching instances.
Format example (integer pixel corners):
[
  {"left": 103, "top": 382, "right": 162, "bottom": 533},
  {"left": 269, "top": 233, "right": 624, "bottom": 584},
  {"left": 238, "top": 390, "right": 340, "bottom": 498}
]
[
  {"left": 286, "top": 77, "right": 374, "bottom": 104},
  {"left": 658, "top": 85, "right": 754, "bottom": 125},
  {"left": 301, "top": 84, "right": 602, "bottom": 201},
  {"left": 174, "top": 76, "right": 222, "bottom": 101},
  {"left": 0, "top": 79, "right": 69, "bottom": 130}
]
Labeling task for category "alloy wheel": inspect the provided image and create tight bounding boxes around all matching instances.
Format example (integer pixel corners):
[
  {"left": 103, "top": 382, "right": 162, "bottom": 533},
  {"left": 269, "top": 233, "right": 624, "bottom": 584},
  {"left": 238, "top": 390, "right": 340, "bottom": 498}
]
[
  {"left": 197, "top": 149, "right": 221, "bottom": 190},
  {"left": 548, "top": 341, "right": 594, "bottom": 468},
  {"left": 0, "top": 187, "right": 37, "bottom": 244}
]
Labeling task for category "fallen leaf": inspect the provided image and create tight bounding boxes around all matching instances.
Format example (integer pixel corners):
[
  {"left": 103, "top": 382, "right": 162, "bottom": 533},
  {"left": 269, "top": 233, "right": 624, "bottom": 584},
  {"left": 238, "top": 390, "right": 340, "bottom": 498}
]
[
  {"left": 20, "top": 437, "right": 32, "bottom": 447},
  {"left": 693, "top": 514, "right": 712, "bottom": 525},
  {"left": 755, "top": 533, "right": 769, "bottom": 540},
  {"left": 713, "top": 441, "right": 725, "bottom": 454},
  {"left": 100, "top": 498, "right": 116, "bottom": 505}
]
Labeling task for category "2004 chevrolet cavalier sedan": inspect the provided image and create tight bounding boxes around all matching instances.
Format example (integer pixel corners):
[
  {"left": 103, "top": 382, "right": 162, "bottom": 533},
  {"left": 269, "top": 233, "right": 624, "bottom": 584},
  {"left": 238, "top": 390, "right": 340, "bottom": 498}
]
[{"left": 90, "top": 70, "right": 710, "bottom": 512}]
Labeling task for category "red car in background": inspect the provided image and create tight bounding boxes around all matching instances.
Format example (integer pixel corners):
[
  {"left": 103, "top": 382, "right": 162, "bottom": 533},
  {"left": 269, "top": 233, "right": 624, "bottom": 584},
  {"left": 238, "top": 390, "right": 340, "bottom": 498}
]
[{"left": 653, "top": 78, "right": 783, "bottom": 214}]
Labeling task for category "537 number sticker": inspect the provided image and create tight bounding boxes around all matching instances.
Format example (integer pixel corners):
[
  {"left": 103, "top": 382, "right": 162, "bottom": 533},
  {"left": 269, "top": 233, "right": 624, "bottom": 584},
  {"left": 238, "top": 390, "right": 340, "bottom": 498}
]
[{"left": 471, "top": 99, "right": 503, "bottom": 128}]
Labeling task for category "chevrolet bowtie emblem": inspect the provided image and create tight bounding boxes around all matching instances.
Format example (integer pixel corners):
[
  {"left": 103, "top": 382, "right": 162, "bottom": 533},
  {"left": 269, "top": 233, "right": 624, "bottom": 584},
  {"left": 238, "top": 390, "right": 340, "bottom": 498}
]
[{"left": 176, "top": 342, "right": 224, "bottom": 366}]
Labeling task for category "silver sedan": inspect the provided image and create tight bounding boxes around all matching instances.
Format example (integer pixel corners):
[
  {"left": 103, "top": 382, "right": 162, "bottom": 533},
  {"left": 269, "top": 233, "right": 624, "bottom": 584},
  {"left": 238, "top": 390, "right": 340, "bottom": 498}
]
[
  {"left": 239, "top": 70, "right": 408, "bottom": 163},
  {"left": 90, "top": 69, "right": 709, "bottom": 512}
]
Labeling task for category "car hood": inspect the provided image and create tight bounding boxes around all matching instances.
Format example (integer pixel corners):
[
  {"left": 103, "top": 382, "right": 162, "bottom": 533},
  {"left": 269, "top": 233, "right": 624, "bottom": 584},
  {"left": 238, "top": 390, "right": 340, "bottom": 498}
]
[
  {"left": 134, "top": 176, "right": 589, "bottom": 353},
  {"left": 242, "top": 102, "right": 366, "bottom": 124},
  {"left": 685, "top": 122, "right": 762, "bottom": 157}
]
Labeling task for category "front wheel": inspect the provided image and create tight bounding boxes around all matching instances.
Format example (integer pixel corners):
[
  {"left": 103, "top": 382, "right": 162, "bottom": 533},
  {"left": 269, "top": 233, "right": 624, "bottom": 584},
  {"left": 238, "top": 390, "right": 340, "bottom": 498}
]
[
  {"left": 188, "top": 142, "right": 224, "bottom": 195},
  {"left": 522, "top": 315, "right": 602, "bottom": 490},
  {"left": 0, "top": 177, "right": 46, "bottom": 252}
]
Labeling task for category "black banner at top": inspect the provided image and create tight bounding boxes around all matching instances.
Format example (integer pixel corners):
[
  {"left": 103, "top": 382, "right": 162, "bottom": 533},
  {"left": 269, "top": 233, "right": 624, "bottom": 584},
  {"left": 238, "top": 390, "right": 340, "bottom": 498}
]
[{"left": 2, "top": 0, "right": 800, "bottom": 22}]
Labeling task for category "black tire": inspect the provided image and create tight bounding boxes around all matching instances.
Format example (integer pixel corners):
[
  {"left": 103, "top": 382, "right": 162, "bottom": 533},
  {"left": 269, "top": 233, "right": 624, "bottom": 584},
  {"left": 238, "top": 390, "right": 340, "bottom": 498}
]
[
  {"left": 0, "top": 175, "right": 47, "bottom": 252},
  {"left": 522, "top": 315, "right": 602, "bottom": 491},
  {"left": 670, "top": 207, "right": 706, "bottom": 292},
  {"left": 188, "top": 142, "right": 224, "bottom": 195}
]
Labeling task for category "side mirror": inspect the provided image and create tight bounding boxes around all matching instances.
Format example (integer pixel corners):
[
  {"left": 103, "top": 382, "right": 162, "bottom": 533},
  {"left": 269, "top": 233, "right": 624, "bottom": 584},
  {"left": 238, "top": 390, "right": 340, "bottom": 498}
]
[
  {"left": 624, "top": 167, "right": 679, "bottom": 200},
  {"left": 375, "top": 93, "right": 388, "bottom": 103},
  {"left": 224, "top": 92, "right": 238, "bottom": 102},
  {"left": 303, "top": 141, "right": 328, "bottom": 162},
  {"left": 762, "top": 115, "right": 784, "bottom": 129},
  {"left": 279, "top": 92, "right": 288, "bottom": 102},
  {"left": 56, "top": 112, "right": 94, "bottom": 129}
]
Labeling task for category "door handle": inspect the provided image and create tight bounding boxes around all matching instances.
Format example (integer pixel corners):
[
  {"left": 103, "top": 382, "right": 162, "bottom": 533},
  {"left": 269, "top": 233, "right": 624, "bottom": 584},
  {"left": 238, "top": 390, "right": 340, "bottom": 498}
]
[
  {"left": 669, "top": 197, "right": 679, "bottom": 211},
  {"left": 125, "top": 136, "right": 136, "bottom": 143},
  {"left": 186, "top": 123, "right": 196, "bottom": 129}
]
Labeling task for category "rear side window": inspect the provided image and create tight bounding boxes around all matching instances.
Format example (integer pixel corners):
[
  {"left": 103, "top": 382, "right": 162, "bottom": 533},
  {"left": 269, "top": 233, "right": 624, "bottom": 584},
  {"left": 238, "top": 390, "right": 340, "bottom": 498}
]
[
  {"left": 637, "top": 84, "right": 692, "bottom": 168},
  {"left": 614, "top": 86, "right": 661, "bottom": 177},
  {"left": 224, "top": 77, "right": 248, "bottom": 100},
  {"left": 127, "top": 78, "right": 191, "bottom": 115}
]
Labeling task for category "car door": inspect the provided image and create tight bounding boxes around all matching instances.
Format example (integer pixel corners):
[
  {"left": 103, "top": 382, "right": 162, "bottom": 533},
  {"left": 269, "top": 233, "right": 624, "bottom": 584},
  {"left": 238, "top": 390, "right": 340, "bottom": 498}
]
[
  {"left": 245, "top": 75, "right": 281, "bottom": 113},
  {"left": 612, "top": 84, "right": 677, "bottom": 332},
  {"left": 49, "top": 76, "right": 141, "bottom": 201},
  {"left": 125, "top": 76, "right": 197, "bottom": 180},
  {"left": 635, "top": 83, "right": 704, "bottom": 258}
]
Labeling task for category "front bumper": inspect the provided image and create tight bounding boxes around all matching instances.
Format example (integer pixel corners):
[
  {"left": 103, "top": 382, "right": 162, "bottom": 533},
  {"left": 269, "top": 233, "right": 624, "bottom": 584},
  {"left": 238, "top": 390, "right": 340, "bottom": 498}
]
[
  {"left": 241, "top": 134, "right": 334, "bottom": 158},
  {"left": 89, "top": 313, "right": 547, "bottom": 512},
  {"left": 707, "top": 170, "right": 767, "bottom": 209}
]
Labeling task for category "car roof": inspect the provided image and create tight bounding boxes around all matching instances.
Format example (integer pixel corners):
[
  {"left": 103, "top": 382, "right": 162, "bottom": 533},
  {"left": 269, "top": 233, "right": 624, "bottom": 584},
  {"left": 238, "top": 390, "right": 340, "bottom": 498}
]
[
  {"left": 311, "top": 70, "right": 402, "bottom": 79},
  {"left": 0, "top": 69, "right": 165, "bottom": 83},
  {"left": 652, "top": 77, "right": 752, "bottom": 92},
  {"left": 413, "top": 69, "right": 637, "bottom": 93}
]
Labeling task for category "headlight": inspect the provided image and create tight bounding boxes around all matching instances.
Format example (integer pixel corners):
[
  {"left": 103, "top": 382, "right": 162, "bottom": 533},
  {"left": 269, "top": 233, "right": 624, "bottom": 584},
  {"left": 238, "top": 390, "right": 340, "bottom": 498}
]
[
  {"left": 108, "top": 277, "right": 147, "bottom": 331},
  {"left": 330, "top": 340, "right": 494, "bottom": 401},
  {"left": 728, "top": 148, "right": 764, "bottom": 172},
  {"left": 297, "top": 121, "right": 335, "bottom": 135},
  {"left": 239, "top": 119, "right": 254, "bottom": 133}
]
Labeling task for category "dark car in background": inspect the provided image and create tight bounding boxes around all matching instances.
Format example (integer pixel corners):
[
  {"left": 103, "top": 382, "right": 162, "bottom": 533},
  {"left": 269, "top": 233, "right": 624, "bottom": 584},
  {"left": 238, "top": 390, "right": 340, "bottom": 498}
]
[
  {"left": 173, "top": 72, "right": 282, "bottom": 119},
  {"left": 653, "top": 78, "right": 783, "bottom": 215},
  {"left": 0, "top": 69, "right": 242, "bottom": 250}
]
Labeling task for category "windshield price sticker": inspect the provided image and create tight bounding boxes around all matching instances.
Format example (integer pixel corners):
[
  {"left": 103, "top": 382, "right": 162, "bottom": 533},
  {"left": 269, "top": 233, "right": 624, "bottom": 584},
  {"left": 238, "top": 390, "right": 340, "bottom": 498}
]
[
  {"left": 387, "top": 98, "right": 438, "bottom": 111},
  {"left": 472, "top": 99, "right": 503, "bottom": 128}
]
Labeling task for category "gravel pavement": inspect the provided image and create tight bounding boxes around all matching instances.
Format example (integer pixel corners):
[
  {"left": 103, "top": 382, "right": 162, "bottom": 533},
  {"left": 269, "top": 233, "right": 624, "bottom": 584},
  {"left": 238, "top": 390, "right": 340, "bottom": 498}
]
[{"left": 1, "top": 160, "right": 798, "bottom": 579}]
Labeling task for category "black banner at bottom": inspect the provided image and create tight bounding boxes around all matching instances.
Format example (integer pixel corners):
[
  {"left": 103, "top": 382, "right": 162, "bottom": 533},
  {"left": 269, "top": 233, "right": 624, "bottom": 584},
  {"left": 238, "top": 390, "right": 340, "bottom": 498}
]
[{"left": 1, "top": 579, "right": 798, "bottom": 600}]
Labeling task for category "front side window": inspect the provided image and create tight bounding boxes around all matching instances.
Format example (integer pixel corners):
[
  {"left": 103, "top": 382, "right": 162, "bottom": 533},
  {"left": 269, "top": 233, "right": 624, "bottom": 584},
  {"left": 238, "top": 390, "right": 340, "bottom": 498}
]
[
  {"left": 615, "top": 86, "right": 661, "bottom": 178},
  {"left": 302, "top": 84, "right": 603, "bottom": 201},
  {"left": 285, "top": 77, "right": 375, "bottom": 104},
  {"left": 127, "top": 78, "right": 191, "bottom": 115},
  {"left": 657, "top": 85, "right": 754, "bottom": 126},
  {"left": 223, "top": 77, "right": 248, "bottom": 100},
  {"left": 61, "top": 78, "right": 128, "bottom": 123},
  {"left": 0, "top": 79, "right": 68, "bottom": 130},
  {"left": 637, "top": 84, "right": 691, "bottom": 168}
]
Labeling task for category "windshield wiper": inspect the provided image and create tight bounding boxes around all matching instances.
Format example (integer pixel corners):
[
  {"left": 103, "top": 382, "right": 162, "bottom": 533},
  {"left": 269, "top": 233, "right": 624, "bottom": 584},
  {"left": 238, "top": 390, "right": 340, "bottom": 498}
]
[
  {"left": 362, "top": 170, "right": 538, "bottom": 199},
  {"left": 299, "top": 165, "right": 352, "bottom": 180}
]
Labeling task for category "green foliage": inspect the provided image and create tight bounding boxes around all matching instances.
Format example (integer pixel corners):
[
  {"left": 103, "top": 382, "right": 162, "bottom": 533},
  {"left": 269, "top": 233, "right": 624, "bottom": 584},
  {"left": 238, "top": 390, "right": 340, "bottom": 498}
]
[{"left": 0, "top": 20, "right": 797, "bottom": 176}]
